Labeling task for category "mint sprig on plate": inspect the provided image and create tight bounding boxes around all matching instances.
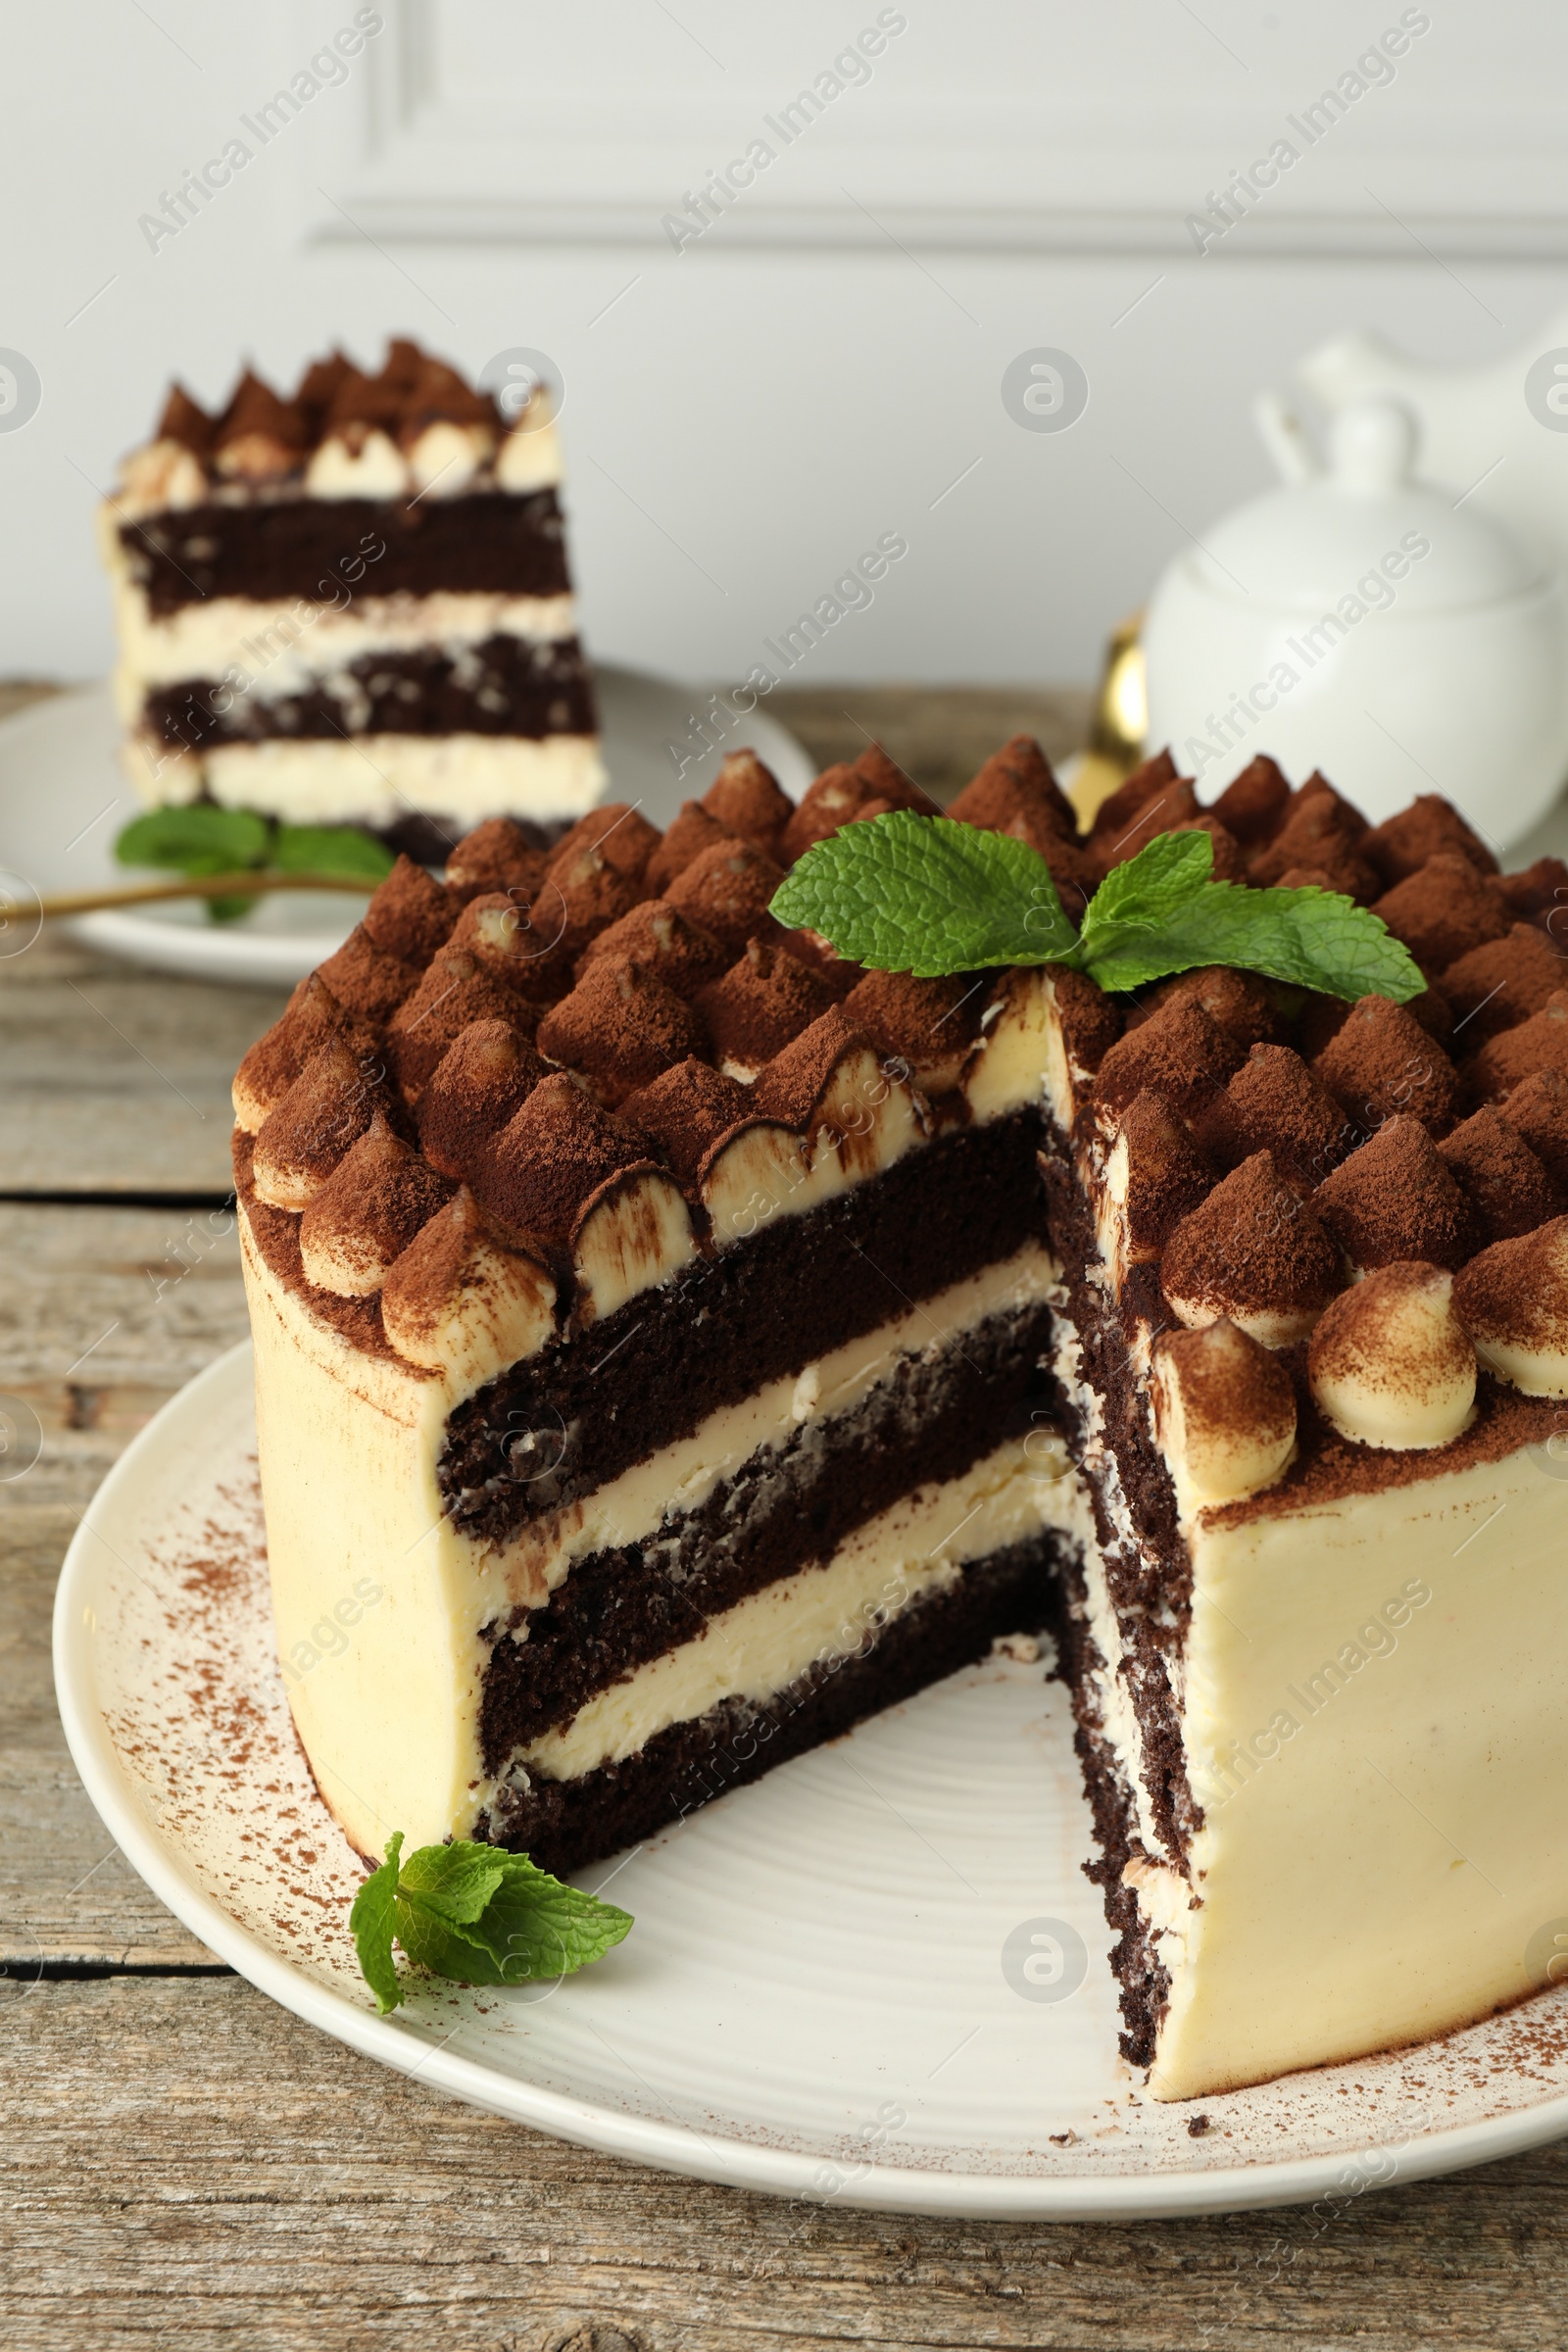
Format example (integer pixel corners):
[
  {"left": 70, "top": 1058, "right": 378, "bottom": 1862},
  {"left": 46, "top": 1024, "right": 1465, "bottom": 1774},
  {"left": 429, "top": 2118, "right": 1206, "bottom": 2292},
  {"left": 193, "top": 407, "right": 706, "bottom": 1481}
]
[
  {"left": 116, "top": 806, "right": 395, "bottom": 922},
  {"left": 350, "top": 1831, "right": 633, "bottom": 2014},
  {"left": 769, "top": 811, "right": 1424, "bottom": 1003}
]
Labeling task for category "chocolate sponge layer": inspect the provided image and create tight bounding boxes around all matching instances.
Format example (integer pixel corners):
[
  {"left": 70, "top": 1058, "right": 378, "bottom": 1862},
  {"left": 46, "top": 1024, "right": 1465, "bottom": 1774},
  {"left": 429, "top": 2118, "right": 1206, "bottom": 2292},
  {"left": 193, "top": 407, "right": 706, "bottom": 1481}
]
[
  {"left": 141, "top": 633, "right": 596, "bottom": 751},
  {"left": 440, "top": 1108, "right": 1051, "bottom": 1547},
  {"left": 479, "top": 1293, "right": 1060, "bottom": 1765},
  {"left": 122, "top": 489, "right": 571, "bottom": 613},
  {"left": 481, "top": 1539, "right": 1065, "bottom": 1875}
]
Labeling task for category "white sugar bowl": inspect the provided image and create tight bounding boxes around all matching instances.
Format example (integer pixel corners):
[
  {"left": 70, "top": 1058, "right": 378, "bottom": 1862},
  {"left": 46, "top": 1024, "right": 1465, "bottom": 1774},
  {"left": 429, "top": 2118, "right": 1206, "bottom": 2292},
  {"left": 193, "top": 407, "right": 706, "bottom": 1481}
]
[{"left": 1141, "top": 394, "right": 1568, "bottom": 847}]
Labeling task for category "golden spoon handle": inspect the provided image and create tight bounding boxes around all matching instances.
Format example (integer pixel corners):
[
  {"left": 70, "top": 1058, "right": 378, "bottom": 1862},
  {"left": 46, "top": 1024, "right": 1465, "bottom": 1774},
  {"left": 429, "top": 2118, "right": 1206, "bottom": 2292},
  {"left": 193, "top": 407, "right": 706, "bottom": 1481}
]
[{"left": 9, "top": 870, "right": 381, "bottom": 920}]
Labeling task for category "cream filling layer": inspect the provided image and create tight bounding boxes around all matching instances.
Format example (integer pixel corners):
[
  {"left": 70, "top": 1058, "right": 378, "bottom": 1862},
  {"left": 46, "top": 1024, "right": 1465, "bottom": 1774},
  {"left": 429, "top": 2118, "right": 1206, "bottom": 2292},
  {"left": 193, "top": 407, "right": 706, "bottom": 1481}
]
[
  {"left": 514, "top": 1433, "right": 1087, "bottom": 1786},
  {"left": 486, "top": 1243, "right": 1063, "bottom": 1614},
  {"left": 124, "top": 732, "right": 607, "bottom": 825},
  {"left": 110, "top": 588, "right": 581, "bottom": 705}
]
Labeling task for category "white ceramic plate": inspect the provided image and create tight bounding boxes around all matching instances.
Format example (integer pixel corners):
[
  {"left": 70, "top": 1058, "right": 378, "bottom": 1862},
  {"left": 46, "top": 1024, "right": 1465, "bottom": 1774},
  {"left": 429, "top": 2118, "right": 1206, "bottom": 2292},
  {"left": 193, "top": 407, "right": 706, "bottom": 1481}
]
[
  {"left": 0, "top": 673, "right": 814, "bottom": 988},
  {"left": 54, "top": 1345, "right": 1568, "bottom": 2219}
]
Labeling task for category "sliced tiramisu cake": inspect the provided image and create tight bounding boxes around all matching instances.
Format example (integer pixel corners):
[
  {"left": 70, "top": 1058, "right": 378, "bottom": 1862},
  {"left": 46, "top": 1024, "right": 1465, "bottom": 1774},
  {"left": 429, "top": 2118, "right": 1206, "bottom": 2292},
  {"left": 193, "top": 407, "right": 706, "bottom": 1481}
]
[
  {"left": 233, "top": 736, "right": 1568, "bottom": 2097},
  {"left": 103, "top": 339, "right": 602, "bottom": 863}
]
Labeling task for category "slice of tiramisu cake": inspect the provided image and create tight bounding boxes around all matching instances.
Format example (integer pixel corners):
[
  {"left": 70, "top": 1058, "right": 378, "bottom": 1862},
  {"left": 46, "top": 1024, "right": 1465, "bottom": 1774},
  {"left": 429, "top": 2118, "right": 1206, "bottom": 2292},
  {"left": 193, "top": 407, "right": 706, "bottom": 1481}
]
[
  {"left": 102, "top": 339, "right": 602, "bottom": 863},
  {"left": 232, "top": 736, "right": 1568, "bottom": 2097}
]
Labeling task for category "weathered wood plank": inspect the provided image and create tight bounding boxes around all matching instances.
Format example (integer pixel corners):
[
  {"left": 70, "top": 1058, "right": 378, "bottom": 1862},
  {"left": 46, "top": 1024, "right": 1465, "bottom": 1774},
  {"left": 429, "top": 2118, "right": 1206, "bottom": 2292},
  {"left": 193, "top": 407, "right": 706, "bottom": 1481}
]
[
  {"left": 0, "top": 1203, "right": 251, "bottom": 1965},
  {"left": 5, "top": 1972, "right": 1568, "bottom": 2352},
  {"left": 0, "top": 1200, "right": 249, "bottom": 1505},
  {"left": 0, "top": 933, "right": 287, "bottom": 1197}
]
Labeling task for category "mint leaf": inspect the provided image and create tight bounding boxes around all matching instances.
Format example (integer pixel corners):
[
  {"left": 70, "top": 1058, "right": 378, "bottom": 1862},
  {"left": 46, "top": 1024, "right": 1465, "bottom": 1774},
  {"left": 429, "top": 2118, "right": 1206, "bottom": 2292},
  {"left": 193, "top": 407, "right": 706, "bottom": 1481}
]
[
  {"left": 273, "top": 825, "right": 396, "bottom": 884},
  {"left": 396, "top": 1838, "right": 510, "bottom": 1925},
  {"left": 350, "top": 1831, "right": 405, "bottom": 2015},
  {"left": 456, "top": 1853, "right": 634, "bottom": 1983},
  {"left": 1078, "top": 875, "right": 1423, "bottom": 1000},
  {"left": 1075, "top": 828, "right": 1216, "bottom": 940},
  {"left": 769, "top": 810, "right": 1076, "bottom": 974},
  {"left": 349, "top": 1833, "right": 633, "bottom": 2008},
  {"left": 116, "top": 804, "right": 271, "bottom": 876},
  {"left": 768, "top": 806, "right": 1424, "bottom": 1005}
]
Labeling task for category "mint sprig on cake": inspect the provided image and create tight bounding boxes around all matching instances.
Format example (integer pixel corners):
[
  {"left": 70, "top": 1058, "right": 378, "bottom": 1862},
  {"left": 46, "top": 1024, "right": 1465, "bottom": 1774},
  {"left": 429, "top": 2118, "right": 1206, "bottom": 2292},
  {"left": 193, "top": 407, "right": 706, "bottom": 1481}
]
[{"left": 769, "top": 809, "right": 1426, "bottom": 1002}]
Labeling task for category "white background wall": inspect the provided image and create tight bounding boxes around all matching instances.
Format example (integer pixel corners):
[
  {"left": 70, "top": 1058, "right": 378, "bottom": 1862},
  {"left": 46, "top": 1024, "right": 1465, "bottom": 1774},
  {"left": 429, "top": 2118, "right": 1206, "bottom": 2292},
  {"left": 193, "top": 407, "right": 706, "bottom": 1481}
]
[{"left": 5, "top": 0, "right": 1568, "bottom": 693}]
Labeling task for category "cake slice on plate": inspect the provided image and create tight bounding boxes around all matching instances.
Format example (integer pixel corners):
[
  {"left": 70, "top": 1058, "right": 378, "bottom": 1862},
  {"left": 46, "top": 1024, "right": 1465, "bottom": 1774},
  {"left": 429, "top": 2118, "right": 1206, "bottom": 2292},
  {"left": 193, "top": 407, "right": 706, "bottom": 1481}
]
[
  {"left": 101, "top": 338, "right": 603, "bottom": 864},
  {"left": 231, "top": 739, "right": 1568, "bottom": 2098}
]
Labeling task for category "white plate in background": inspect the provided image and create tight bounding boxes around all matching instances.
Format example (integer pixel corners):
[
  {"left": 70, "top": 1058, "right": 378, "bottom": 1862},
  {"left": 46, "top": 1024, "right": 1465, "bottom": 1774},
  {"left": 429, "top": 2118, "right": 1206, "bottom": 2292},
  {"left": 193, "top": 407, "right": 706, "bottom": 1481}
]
[
  {"left": 53, "top": 1344, "right": 1568, "bottom": 2221},
  {"left": 0, "top": 672, "right": 814, "bottom": 989}
]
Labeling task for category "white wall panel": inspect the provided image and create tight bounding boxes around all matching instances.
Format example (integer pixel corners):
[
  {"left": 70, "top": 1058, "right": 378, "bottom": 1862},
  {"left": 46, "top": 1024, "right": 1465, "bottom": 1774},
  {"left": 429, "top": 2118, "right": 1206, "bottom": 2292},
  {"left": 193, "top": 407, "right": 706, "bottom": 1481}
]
[{"left": 3, "top": 1, "right": 1566, "bottom": 699}]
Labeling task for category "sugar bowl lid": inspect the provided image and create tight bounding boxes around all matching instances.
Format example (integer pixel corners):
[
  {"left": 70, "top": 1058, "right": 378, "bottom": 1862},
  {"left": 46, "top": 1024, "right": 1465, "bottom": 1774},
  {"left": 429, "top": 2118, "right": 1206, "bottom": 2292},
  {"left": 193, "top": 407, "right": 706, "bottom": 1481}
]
[{"left": 1176, "top": 394, "right": 1548, "bottom": 615}]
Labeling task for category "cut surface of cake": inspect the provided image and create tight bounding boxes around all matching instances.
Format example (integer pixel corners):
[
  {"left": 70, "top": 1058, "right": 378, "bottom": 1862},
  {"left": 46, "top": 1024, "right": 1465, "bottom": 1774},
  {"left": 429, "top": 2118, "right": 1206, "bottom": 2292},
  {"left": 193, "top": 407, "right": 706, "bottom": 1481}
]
[
  {"left": 232, "top": 737, "right": 1568, "bottom": 2101},
  {"left": 102, "top": 339, "right": 603, "bottom": 861}
]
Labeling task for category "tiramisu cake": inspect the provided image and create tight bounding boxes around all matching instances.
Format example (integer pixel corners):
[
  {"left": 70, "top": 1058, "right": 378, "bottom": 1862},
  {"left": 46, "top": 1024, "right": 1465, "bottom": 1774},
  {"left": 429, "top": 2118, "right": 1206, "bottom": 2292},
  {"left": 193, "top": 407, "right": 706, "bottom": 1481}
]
[
  {"left": 102, "top": 339, "right": 602, "bottom": 860},
  {"left": 232, "top": 737, "right": 1568, "bottom": 2098}
]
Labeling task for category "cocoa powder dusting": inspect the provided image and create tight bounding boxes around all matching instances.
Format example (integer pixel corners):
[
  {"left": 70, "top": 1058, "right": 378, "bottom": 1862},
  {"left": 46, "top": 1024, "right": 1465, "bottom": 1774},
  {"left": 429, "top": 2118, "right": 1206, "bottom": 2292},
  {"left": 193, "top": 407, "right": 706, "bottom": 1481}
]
[
  {"left": 231, "top": 972, "right": 353, "bottom": 1130},
  {"left": 1372, "top": 853, "right": 1510, "bottom": 973},
  {"left": 664, "top": 837, "right": 788, "bottom": 953},
  {"left": 696, "top": 940, "right": 836, "bottom": 1074},
  {"left": 298, "top": 1113, "right": 455, "bottom": 1286},
  {"left": 1199, "top": 1043, "right": 1350, "bottom": 1191},
  {"left": 1094, "top": 997, "right": 1245, "bottom": 1120},
  {"left": 1154, "top": 1316, "right": 1295, "bottom": 1447},
  {"left": 1311, "top": 995, "right": 1458, "bottom": 1137},
  {"left": 1498, "top": 1066, "right": 1568, "bottom": 1184},
  {"left": 416, "top": 1019, "right": 547, "bottom": 1181},
  {"left": 472, "top": 1071, "right": 650, "bottom": 1246},
  {"left": 1453, "top": 1216, "right": 1568, "bottom": 1353},
  {"left": 315, "top": 924, "right": 424, "bottom": 1023},
  {"left": 546, "top": 800, "right": 662, "bottom": 886},
  {"left": 1467, "top": 991, "right": 1568, "bottom": 1102},
  {"left": 537, "top": 956, "right": 710, "bottom": 1106},
  {"left": 1442, "top": 925, "right": 1564, "bottom": 1044},
  {"left": 644, "top": 802, "right": 735, "bottom": 897},
  {"left": 1212, "top": 755, "right": 1291, "bottom": 845},
  {"left": 576, "top": 898, "right": 730, "bottom": 996},
  {"left": 388, "top": 949, "right": 540, "bottom": 1100},
  {"left": 1363, "top": 795, "right": 1499, "bottom": 888},
  {"left": 1130, "top": 965, "right": 1278, "bottom": 1051},
  {"left": 948, "top": 733, "right": 1077, "bottom": 849},
  {"left": 753, "top": 1007, "right": 865, "bottom": 1127},
  {"left": 1115, "top": 1090, "right": 1215, "bottom": 1258},
  {"left": 362, "top": 854, "right": 461, "bottom": 965},
  {"left": 700, "top": 751, "right": 794, "bottom": 858},
  {"left": 1161, "top": 1150, "right": 1341, "bottom": 1318},
  {"left": 443, "top": 816, "right": 550, "bottom": 903},
  {"left": 617, "top": 1057, "right": 756, "bottom": 1187},
  {"left": 1438, "top": 1106, "right": 1563, "bottom": 1244},
  {"left": 1311, "top": 1116, "right": 1478, "bottom": 1271},
  {"left": 779, "top": 764, "right": 883, "bottom": 863},
  {"left": 842, "top": 966, "right": 987, "bottom": 1087}
]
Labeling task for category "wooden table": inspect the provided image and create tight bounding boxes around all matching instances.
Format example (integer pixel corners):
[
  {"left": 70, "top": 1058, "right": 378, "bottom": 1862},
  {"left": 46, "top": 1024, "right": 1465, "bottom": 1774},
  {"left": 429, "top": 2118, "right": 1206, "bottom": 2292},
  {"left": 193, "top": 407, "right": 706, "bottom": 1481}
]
[{"left": 4, "top": 685, "right": 1565, "bottom": 2352}]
